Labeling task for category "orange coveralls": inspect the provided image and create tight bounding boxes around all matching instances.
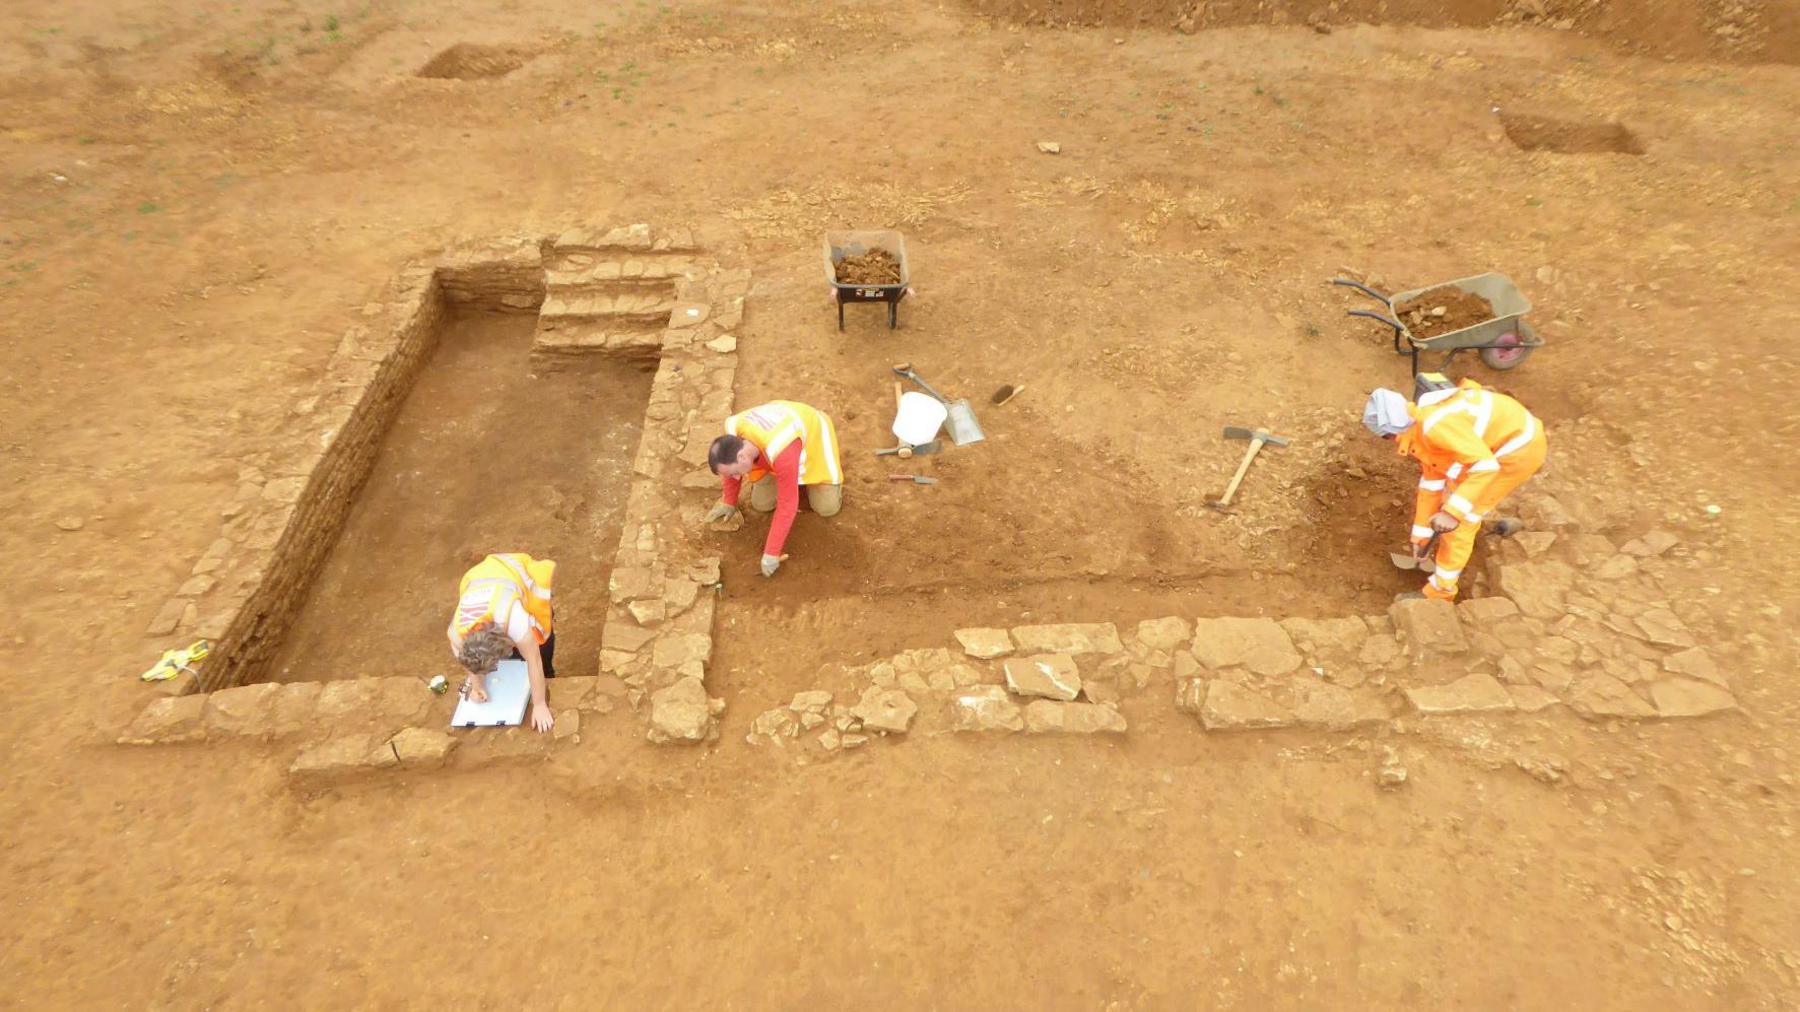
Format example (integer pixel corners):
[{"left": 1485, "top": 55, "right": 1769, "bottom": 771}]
[{"left": 1399, "top": 380, "right": 1547, "bottom": 600}]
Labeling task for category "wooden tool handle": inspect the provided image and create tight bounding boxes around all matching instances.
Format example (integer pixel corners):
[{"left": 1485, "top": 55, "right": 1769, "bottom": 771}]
[
  {"left": 1217, "top": 440, "right": 1264, "bottom": 507},
  {"left": 893, "top": 380, "right": 904, "bottom": 414}
]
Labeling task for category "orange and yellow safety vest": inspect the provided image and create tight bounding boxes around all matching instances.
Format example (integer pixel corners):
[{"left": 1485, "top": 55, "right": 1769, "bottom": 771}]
[
  {"left": 1400, "top": 380, "right": 1544, "bottom": 529},
  {"left": 447, "top": 553, "right": 555, "bottom": 648},
  {"left": 725, "top": 401, "right": 843, "bottom": 487}
]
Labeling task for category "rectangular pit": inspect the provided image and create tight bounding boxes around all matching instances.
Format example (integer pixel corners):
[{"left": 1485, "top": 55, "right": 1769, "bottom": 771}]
[{"left": 264, "top": 310, "right": 653, "bottom": 682}]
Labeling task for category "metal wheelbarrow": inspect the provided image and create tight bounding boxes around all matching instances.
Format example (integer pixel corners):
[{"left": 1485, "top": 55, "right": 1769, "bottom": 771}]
[
  {"left": 824, "top": 229, "right": 909, "bottom": 331},
  {"left": 1333, "top": 272, "right": 1545, "bottom": 376}
]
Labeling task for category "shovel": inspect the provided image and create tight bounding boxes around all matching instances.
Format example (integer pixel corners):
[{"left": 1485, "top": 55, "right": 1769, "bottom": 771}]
[
  {"left": 1390, "top": 530, "right": 1442, "bottom": 574},
  {"left": 888, "top": 474, "right": 939, "bottom": 485},
  {"left": 892, "top": 363, "right": 984, "bottom": 446}
]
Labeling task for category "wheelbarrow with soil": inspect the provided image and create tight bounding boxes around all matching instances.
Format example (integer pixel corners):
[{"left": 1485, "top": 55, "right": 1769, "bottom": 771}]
[
  {"left": 824, "top": 229, "right": 910, "bottom": 331},
  {"left": 1333, "top": 272, "right": 1545, "bottom": 375}
]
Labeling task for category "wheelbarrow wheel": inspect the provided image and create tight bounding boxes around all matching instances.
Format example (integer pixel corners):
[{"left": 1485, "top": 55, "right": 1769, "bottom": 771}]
[{"left": 1481, "top": 331, "right": 1532, "bottom": 371}]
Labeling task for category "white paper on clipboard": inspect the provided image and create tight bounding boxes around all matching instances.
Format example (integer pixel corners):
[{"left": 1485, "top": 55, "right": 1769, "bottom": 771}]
[{"left": 450, "top": 659, "right": 530, "bottom": 727}]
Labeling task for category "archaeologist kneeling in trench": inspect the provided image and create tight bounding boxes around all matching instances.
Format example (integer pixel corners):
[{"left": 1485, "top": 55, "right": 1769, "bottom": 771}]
[
  {"left": 1363, "top": 378, "right": 1546, "bottom": 602},
  {"left": 447, "top": 552, "right": 558, "bottom": 733},
  {"left": 703, "top": 400, "right": 844, "bottom": 578}
]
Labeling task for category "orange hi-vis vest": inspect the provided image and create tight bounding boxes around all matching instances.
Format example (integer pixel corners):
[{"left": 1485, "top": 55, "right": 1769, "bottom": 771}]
[
  {"left": 1399, "top": 379, "right": 1544, "bottom": 531},
  {"left": 725, "top": 401, "right": 843, "bottom": 487},
  {"left": 447, "top": 553, "right": 555, "bottom": 648}
]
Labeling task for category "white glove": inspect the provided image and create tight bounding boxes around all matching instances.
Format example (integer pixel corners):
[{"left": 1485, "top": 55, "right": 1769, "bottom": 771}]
[
  {"left": 760, "top": 554, "right": 781, "bottom": 578},
  {"left": 704, "top": 502, "right": 740, "bottom": 525}
]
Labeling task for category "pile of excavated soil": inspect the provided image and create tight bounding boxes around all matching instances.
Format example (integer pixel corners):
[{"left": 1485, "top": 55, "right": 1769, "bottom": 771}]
[
  {"left": 1395, "top": 287, "right": 1493, "bottom": 338},
  {"left": 835, "top": 249, "right": 903, "bottom": 286}
]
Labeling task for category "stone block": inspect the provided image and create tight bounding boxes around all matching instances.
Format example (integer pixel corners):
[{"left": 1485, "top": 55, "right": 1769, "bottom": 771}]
[
  {"left": 1456, "top": 597, "right": 1521, "bottom": 626},
  {"left": 1390, "top": 598, "right": 1468, "bottom": 657},
  {"left": 1134, "top": 616, "right": 1192, "bottom": 653},
  {"left": 547, "top": 676, "right": 597, "bottom": 709},
  {"left": 954, "top": 627, "right": 1014, "bottom": 659},
  {"left": 1278, "top": 617, "right": 1367, "bottom": 658},
  {"left": 1567, "top": 674, "right": 1655, "bottom": 720},
  {"left": 1496, "top": 559, "right": 1575, "bottom": 619},
  {"left": 1358, "top": 634, "right": 1401, "bottom": 669},
  {"left": 202, "top": 682, "right": 284, "bottom": 737},
  {"left": 1593, "top": 555, "right": 1639, "bottom": 581},
  {"left": 119, "top": 695, "right": 207, "bottom": 745},
  {"left": 1011, "top": 623, "right": 1122, "bottom": 656},
  {"left": 1620, "top": 530, "right": 1678, "bottom": 557},
  {"left": 388, "top": 727, "right": 458, "bottom": 766},
  {"left": 949, "top": 685, "right": 1024, "bottom": 732},
  {"left": 1404, "top": 673, "right": 1514, "bottom": 714},
  {"left": 1289, "top": 677, "right": 1386, "bottom": 731},
  {"left": 289, "top": 734, "right": 396, "bottom": 787},
  {"left": 851, "top": 687, "right": 917, "bottom": 733},
  {"left": 1198, "top": 680, "right": 1292, "bottom": 731},
  {"left": 647, "top": 676, "right": 717, "bottom": 744},
  {"left": 664, "top": 578, "right": 700, "bottom": 611},
  {"left": 789, "top": 690, "right": 832, "bottom": 711},
  {"left": 1632, "top": 610, "right": 1696, "bottom": 649},
  {"left": 1662, "top": 648, "right": 1724, "bottom": 688},
  {"left": 145, "top": 598, "right": 189, "bottom": 637},
  {"left": 1191, "top": 618, "right": 1302, "bottom": 676},
  {"left": 608, "top": 567, "right": 661, "bottom": 603},
  {"left": 1648, "top": 679, "right": 1737, "bottom": 719},
  {"left": 1507, "top": 685, "right": 1562, "bottom": 713},
  {"left": 1002, "top": 654, "right": 1082, "bottom": 701},
  {"left": 1023, "top": 700, "right": 1127, "bottom": 734},
  {"left": 628, "top": 600, "right": 666, "bottom": 626},
  {"left": 652, "top": 632, "right": 712, "bottom": 670},
  {"left": 604, "top": 622, "right": 657, "bottom": 654},
  {"left": 553, "top": 710, "right": 581, "bottom": 740}
]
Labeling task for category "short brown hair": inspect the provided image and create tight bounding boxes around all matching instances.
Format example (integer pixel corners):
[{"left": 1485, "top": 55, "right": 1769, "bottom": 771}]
[
  {"left": 708, "top": 434, "right": 747, "bottom": 474},
  {"left": 457, "top": 625, "right": 514, "bottom": 676}
]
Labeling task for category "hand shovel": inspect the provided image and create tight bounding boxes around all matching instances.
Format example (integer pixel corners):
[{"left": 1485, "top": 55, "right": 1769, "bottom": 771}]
[
  {"left": 1390, "top": 530, "right": 1442, "bottom": 573},
  {"left": 892, "top": 363, "right": 984, "bottom": 446}
]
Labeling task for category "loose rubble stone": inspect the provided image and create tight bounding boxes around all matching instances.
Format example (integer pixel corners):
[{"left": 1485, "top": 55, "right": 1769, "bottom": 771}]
[
  {"left": 1648, "top": 679, "right": 1738, "bottom": 718},
  {"left": 389, "top": 727, "right": 458, "bottom": 766},
  {"left": 1134, "top": 616, "right": 1192, "bottom": 653},
  {"left": 1191, "top": 618, "right": 1302, "bottom": 676},
  {"left": 1003, "top": 654, "right": 1082, "bottom": 701},
  {"left": 789, "top": 690, "right": 832, "bottom": 711},
  {"left": 1507, "top": 685, "right": 1562, "bottom": 713},
  {"left": 648, "top": 677, "right": 717, "bottom": 743},
  {"left": 1010, "top": 623, "right": 1123, "bottom": 655},
  {"left": 1198, "top": 680, "right": 1293, "bottom": 731},
  {"left": 705, "top": 335, "right": 738, "bottom": 353},
  {"left": 546, "top": 676, "right": 597, "bottom": 709},
  {"left": 950, "top": 686, "right": 1024, "bottom": 732},
  {"left": 119, "top": 695, "right": 207, "bottom": 744},
  {"left": 1082, "top": 681, "right": 1121, "bottom": 706},
  {"left": 750, "top": 708, "right": 798, "bottom": 742},
  {"left": 289, "top": 734, "right": 395, "bottom": 786},
  {"left": 553, "top": 710, "right": 581, "bottom": 740},
  {"left": 1023, "top": 700, "right": 1127, "bottom": 734},
  {"left": 1662, "top": 647, "right": 1724, "bottom": 687},
  {"left": 1404, "top": 673, "right": 1514, "bottom": 714},
  {"left": 819, "top": 728, "right": 841, "bottom": 750},
  {"left": 1513, "top": 531, "right": 1558, "bottom": 558},
  {"left": 945, "top": 663, "right": 985, "bottom": 687},
  {"left": 145, "top": 598, "right": 189, "bottom": 637},
  {"left": 841, "top": 733, "right": 869, "bottom": 749},
  {"left": 1567, "top": 673, "right": 1656, "bottom": 719},
  {"left": 1390, "top": 598, "right": 1469, "bottom": 656},
  {"left": 1594, "top": 555, "right": 1639, "bottom": 580},
  {"left": 55, "top": 516, "right": 84, "bottom": 531},
  {"left": 851, "top": 687, "right": 918, "bottom": 733},
  {"left": 1358, "top": 634, "right": 1401, "bottom": 669},
  {"left": 1530, "top": 661, "right": 1576, "bottom": 694}
]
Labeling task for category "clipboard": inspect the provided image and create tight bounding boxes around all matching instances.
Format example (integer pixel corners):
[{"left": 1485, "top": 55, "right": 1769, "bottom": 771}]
[{"left": 451, "top": 659, "right": 531, "bottom": 728}]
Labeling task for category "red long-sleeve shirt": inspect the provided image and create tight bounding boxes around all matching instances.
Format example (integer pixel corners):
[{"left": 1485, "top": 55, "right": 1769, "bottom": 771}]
[{"left": 719, "top": 441, "right": 802, "bottom": 558}]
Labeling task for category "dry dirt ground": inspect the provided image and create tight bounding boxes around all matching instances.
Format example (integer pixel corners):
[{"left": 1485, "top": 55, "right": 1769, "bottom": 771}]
[{"left": 4, "top": 0, "right": 1800, "bottom": 1006}]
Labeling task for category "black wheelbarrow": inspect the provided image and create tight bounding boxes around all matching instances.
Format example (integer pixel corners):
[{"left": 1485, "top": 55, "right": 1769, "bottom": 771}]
[
  {"left": 1333, "top": 272, "right": 1545, "bottom": 376},
  {"left": 824, "top": 229, "right": 909, "bottom": 331}
]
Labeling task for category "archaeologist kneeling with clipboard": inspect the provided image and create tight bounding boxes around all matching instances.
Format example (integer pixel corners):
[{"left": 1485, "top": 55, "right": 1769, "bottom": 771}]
[
  {"left": 447, "top": 552, "right": 557, "bottom": 733},
  {"left": 703, "top": 400, "right": 844, "bottom": 578}
]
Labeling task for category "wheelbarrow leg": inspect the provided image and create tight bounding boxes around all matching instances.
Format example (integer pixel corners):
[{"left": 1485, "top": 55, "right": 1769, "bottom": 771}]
[
  {"left": 888, "top": 297, "right": 897, "bottom": 330},
  {"left": 837, "top": 294, "right": 845, "bottom": 332}
]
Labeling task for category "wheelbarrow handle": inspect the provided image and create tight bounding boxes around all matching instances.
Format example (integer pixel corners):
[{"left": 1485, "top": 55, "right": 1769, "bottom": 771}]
[
  {"left": 1331, "top": 278, "right": 1391, "bottom": 304},
  {"left": 1347, "top": 308, "right": 1405, "bottom": 334}
]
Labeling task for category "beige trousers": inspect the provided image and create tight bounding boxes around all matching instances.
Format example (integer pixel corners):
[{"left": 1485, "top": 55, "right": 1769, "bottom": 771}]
[{"left": 746, "top": 477, "right": 842, "bottom": 517}]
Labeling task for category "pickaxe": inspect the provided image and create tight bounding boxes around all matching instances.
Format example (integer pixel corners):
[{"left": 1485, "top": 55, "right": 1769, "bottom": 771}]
[{"left": 1208, "top": 427, "right": 1290, "bottom": 511}]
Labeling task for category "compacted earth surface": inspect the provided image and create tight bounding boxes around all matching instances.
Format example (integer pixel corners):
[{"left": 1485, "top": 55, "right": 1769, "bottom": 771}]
[{"left": 2, "top": 0, "right": 1798, "bottom": 1006}]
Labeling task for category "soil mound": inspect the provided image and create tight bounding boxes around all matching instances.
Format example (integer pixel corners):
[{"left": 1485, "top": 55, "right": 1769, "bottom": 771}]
[
  {"left": 835, "top": 249, "right": 903, "bottom": 286},
  {"left": 1395, "top": 287, "right": 1493, "bottom": 338}
]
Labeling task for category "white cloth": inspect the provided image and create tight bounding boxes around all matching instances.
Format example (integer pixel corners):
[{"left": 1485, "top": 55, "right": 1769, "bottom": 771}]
[
  {"left": 1363, "top": 388, "right": 1412, "bottom": 437},
  {"left": 453, "top": 592, "right": 531, "bottom": 645}
]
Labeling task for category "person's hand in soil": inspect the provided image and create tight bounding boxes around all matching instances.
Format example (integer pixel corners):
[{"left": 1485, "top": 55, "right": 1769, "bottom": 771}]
[
  {"left": 705, "top": 502, "right": 739, "bottom": 525},
  {"left": 1429, "top": 511, "right": 1460, "bottom": 533},
  {"left": 464, "top": 671, "right": 489, "bottom": 703},
  {"left": 530, "top": 701, "right": 555, "bottom": 734},
  {"left": 760, "top": 553, "right": 781, "bottom": 578}
]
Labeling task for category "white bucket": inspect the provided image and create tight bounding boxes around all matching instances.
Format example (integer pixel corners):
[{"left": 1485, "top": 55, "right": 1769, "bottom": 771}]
[{"left": 892, "top": 391, "right": 947, "bottom": 445}]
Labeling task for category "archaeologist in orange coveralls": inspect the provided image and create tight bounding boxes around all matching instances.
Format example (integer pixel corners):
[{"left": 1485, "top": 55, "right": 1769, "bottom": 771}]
[
  {"left": 1363, "top": 379, "right": 1545, "bottom": 601},
  {"left": 446, "top": 552, "right": 557, "bottom": 733},
  {"left": 703, "top": 400, "right": 844, "bottom": 578}
]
